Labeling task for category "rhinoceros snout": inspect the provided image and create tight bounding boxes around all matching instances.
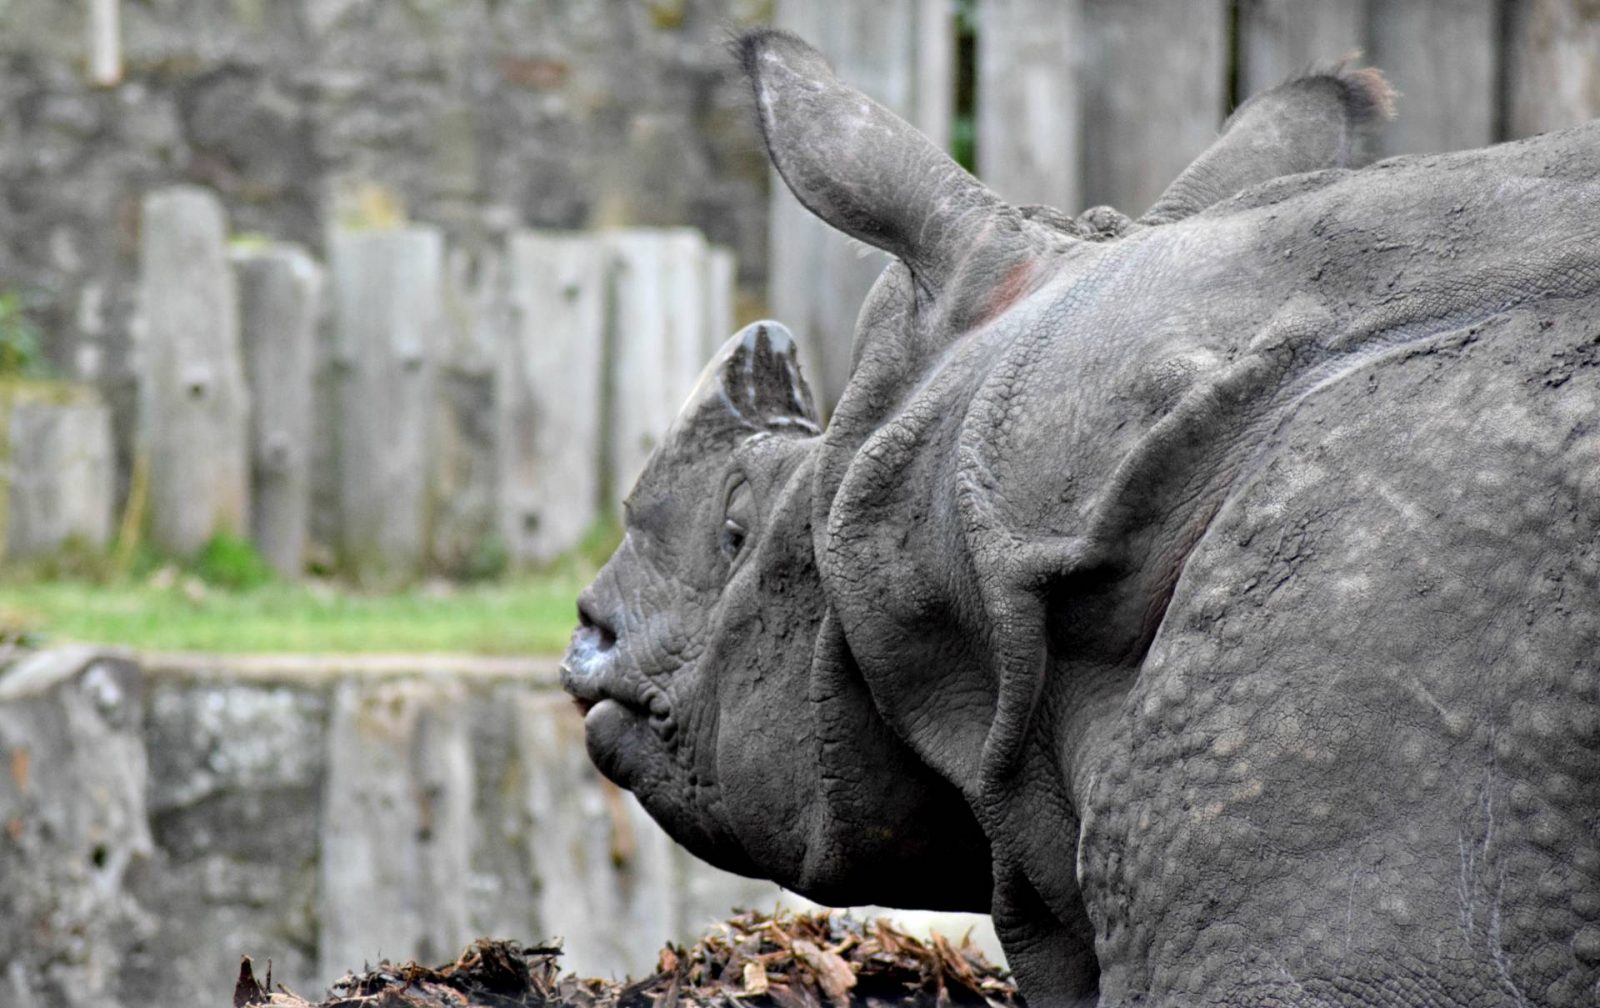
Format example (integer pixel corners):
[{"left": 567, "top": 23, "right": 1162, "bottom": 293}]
[
  {"left": 560, "top": 599, "right": 618, "bottom": 704},
  {"left": 576, "top": 599, "right": 617, "bottom": 652}
]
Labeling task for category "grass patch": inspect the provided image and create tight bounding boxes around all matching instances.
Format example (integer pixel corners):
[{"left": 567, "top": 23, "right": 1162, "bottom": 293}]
[
  {"left": 0, "top": 524, "right": 620, "bottom": 656},
  {"left": 0, "top": 576, "right": 587, "bottom": 655}
]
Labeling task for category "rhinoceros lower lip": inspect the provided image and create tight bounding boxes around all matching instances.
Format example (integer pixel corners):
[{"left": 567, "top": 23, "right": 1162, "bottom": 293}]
[
  {"left": 582, "top": 697, "right": 650, "bottom": 784},
  {"left": 584, "top": 695, "right": 651, "bottom": 732}
]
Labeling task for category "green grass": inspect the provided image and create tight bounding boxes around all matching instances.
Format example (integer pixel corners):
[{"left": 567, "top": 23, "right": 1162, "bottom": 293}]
[
  {"left": 0, "top": 525, "right": 619, "bottom": 656},
  {"left": 0, "top": 575, "right": 588, "bottom": 655}
]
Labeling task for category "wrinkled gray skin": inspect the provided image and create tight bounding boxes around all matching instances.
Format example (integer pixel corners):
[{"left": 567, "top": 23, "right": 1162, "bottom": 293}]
[{"left": 564, "top": 30, "right": 1600, "bottom": 1007}]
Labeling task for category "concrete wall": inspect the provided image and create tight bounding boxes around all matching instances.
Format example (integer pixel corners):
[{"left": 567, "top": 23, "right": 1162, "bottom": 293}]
[{"left": 0, "top": 647, "right": 798, "bottom": 1007}]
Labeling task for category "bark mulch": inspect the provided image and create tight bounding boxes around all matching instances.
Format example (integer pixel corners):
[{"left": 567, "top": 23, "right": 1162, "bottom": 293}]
[{"left": 233, "top": 909, "right": 1023, "bottom": 1008}]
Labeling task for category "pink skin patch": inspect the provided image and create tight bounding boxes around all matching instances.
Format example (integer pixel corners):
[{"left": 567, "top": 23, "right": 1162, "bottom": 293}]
[{"left": 975, "top": 258, "right": 1040, "bottom": 329}]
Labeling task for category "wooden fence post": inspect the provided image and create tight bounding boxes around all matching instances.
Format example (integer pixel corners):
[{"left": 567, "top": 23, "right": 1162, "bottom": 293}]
[
  {"left": 1079, "top": 0, "right": 1230, "bottom": 215},
  {"left": 603, "top": 229, "right": 708, "bottom": 504},
  {"left": 319, "top": 679, "right": 472, "bottom": 979},
  {"left": 231, "top": 244, "right": 322, "bottom": 579},
  {"left": 137, "top": 186, "right": 251, "bottom": 557},
  {"left": 703, "top": 245, "right": 737, "bottom": 360},
  {"left": 497, "top": 232, "right": 605, "bottom": 568},
  {"left": 768, "top": 0, "right": 954, "bottom": 410},
  {"left": 2, "top": 385, "right": 114, "bottom": 562},
  {"left": 1237, "top": 0, "right": 1366, "bottom": 98},
  {"left": 516, "top": 693, "right": 681, "bottom": 976},
  {"left": 661, "top": 228, "right": 710, "bottom": 416},
  {"left": 976, "top": 0, "right": 1083, "bottom": 211},
  {"left": 87, "top": 0, "right": 121, "bottom": 86},
  {"left": 1503, "top": 0, "right": 1600, "bottom": 139},
  {"left": 328, "top": 227, "right": 443, "bottom": 584},
  {"left": 1367, "top": 0, "right": 1496, "bottom": 156}
]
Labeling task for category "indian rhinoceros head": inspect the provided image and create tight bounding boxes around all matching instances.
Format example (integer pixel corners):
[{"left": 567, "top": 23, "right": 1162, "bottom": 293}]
[{"left": 561, "top": 317, "right": 993, "bottom": 910}]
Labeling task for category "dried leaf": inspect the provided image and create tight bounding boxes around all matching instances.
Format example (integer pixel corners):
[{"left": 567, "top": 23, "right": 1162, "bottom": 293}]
[
  {"left": 790, "top": 939, "right": 855, "bottom": 1008},
  {"left": 741, "top": 959, "right": 769, "bottom": 996},
  {"left": 233, "top": 909, "right": 1020, "bottom": 1007},
  {"left": 233, "top": 957, "right": 270, "bottom": 1008},
  {"left": 764, "top": 981, "right": 818, "bottom": 1008},
  {"left": 657, "top": 946, "right": 679, "bottom": 976}
]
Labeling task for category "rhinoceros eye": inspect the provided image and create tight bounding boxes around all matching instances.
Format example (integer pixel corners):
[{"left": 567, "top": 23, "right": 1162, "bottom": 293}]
[
  {"left": 721, "top": 479, "right": 754, "bottom": 563},
  {"left": 720, "top": 517, "right": 747, "bottom": 559}
]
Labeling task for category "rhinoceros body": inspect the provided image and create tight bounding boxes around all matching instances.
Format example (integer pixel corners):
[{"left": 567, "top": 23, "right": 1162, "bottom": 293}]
[{"left": 564, "top": 31, "right": 1600, "bottom": 1007}]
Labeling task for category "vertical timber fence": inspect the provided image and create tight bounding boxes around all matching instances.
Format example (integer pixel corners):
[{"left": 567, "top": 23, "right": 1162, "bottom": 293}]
[
  {"left": 9, "top": 1, "right": 1595, "bottom": 579},
  {"left": 126, "top": 195, "right": 739, "bottom": 582},
  {"left": 775, "top": 0, "right": 1600, "bottom": 406}
]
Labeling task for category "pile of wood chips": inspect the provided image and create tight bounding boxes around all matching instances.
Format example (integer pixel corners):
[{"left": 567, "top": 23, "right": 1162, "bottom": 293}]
[{"left": 232, "top": 909, "right": 1022, "bottom": 1007}]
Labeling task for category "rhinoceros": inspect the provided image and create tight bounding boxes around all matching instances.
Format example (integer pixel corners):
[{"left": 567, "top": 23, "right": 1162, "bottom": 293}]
[{"left": 563, "top": 30, "right": 1600, "bottom": 1007}]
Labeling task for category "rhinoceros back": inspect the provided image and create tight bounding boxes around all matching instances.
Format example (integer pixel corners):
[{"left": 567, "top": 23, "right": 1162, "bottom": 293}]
[{"left": 1076, "top": 298, "right": 1600, "bottom": 1007}]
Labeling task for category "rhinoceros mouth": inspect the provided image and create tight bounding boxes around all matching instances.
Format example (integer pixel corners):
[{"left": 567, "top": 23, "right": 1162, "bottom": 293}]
[{"left": 561, "top": 650, "right": 659, "bottom": 724}]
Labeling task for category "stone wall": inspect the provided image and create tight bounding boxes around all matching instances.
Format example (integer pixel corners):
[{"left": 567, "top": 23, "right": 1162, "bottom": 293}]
[
  {"left": 0, "top": 646, "right": 999, "bottom": 1007},
  {"left": 0, "top": 647, "right": 797, "bottom": 1007},
  {"left": 0, "top": 0, "right": 773, "bottom": 495}
]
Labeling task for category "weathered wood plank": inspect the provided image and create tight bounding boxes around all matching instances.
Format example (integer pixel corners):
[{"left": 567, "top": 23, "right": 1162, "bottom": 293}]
[
  {"left": 516, "top": 692, "right": 682, "bottom": 977},
  {"left": 603, "top": 228, "right": 707, "bottom": 502},
  {"left": 1367, "top": 0, "right": 1496, "bottom": 155},
  {"left": 231, "top": 243, "right": 322, "bottom": 579},
  {"left": 497, "top": 231, "right": 605, "bottom": 568},
  {"left": 137, "top": 186, "right": 250, "bottom": 557},
  {"left": 1503, "top": 0, "right": 1600, "bottom": 139},
  {"left": 1237, "top": 0, "right": 1366, "bottom": 96},
  {"left": 768, "top": 0, "right": 954, "bottom": 409},
  {"left": 977, "top": 0, "right": 1083, "bottom": 211},
  {"left": 2, "top": 385, "right": 113, "bottom": 561},
  {"left": 429, "top": 242, "right": 503, "bottom": 579},
  {"left": 1079, "top": 0, "right": 1230, "bottom": 215},
  {"left": 661, "top": 228, "right": 710, "bottom": 416},
  {"left": 87, "top": 0, "right": 120, "bottom": 86},
  {"left": 328, "top": 227, "right": 443, "bottom": 583},
  {"left": 319, "top": 678, "right": 473, "bottom": 978},
  {"left": 704, "top": 244, "right": 737, "bottom": 360}
]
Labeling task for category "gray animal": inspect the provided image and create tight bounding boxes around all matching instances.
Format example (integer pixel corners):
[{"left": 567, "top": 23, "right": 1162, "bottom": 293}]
[{"left": 563, "top": 30, "right": 1600, "bottom": 1007}]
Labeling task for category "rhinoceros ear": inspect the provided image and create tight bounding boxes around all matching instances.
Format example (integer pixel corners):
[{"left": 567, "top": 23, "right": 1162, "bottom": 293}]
[
  {"left": 679, "top": 320, "right": 821, "bottom": 435},
  {"left": 740, "top": 30, "right": 1036, "bottom": 301},
  {"left": 1141, "top": 62, "right": 1396, "bottom": 224}
]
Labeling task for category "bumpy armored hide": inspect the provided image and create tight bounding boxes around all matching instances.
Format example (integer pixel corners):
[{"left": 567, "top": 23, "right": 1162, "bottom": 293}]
[{"left": 566, "top": 30, "right": 1600, "bottom": 1008}]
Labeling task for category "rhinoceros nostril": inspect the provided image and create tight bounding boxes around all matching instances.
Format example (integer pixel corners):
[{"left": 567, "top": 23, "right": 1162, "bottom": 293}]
[{"left": 577, "top": 601, "right": 617, "bottom": 652}]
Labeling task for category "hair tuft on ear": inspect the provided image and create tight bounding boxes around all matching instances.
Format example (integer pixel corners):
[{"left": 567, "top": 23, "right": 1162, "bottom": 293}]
[{"left": 734, "top": 28, "right": 816, "bottom": 81}]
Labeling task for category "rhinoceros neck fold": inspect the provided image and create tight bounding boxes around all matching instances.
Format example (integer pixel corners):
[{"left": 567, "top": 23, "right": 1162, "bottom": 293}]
[{"left": 718, "top": 442, "right": 992, "bottom": 910}]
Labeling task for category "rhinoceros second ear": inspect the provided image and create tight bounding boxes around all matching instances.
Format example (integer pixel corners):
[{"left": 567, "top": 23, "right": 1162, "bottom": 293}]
[
  {"left": 740, "top": 30, "right": 1026, "bottom": 297},
  {"left": 1140, "top": 63, "right": 1396, "bottom": 225},
  {"left": 679, "top": 320, "right": 820, "bottom": 434}
]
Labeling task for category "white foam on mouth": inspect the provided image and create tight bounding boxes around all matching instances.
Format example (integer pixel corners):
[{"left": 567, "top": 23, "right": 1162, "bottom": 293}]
[{"left": 560, "top": 623, "right": 612, "bottom": 698}]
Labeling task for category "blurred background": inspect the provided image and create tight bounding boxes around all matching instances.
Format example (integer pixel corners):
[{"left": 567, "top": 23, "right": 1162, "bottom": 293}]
[{"left": 0, "top": 1, "right": 1595, "bottom": 1006}]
